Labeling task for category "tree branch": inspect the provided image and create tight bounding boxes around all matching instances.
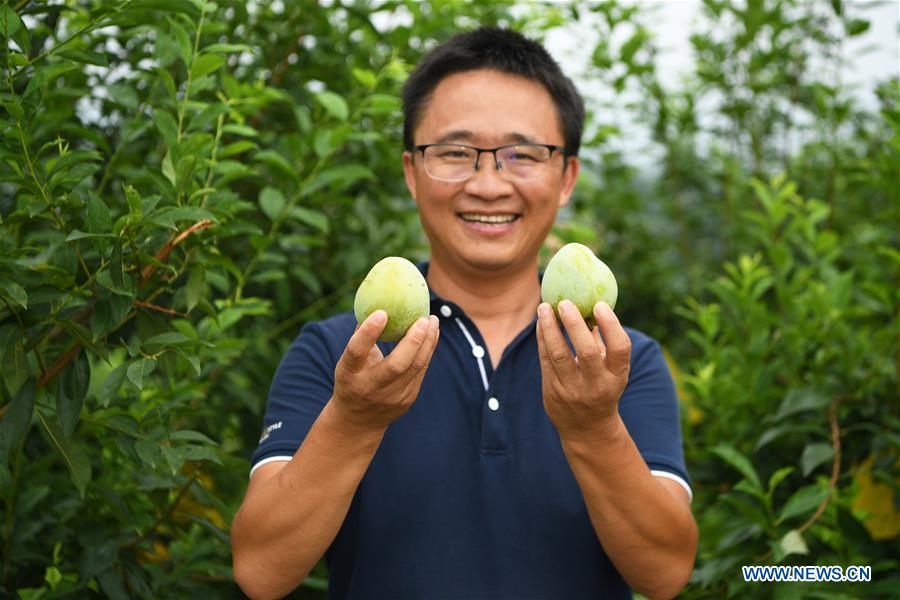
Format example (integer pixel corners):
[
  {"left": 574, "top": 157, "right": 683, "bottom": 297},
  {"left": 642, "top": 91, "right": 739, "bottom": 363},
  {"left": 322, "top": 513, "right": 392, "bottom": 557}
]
[
  {"left": 139, "top": 220, "right": 214, "bottom": 286},
  {"left": 797, "top": 396, "right": 843, "bottom": 535}
]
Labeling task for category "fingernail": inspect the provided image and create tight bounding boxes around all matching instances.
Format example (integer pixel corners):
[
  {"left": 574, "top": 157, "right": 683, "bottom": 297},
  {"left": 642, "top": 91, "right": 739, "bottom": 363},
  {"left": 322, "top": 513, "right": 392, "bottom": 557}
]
[
  {"left": 537, "top": 303, "right": 550, "bottom": 318},
  {"left": 416, "top": 317, "right": 429, "bottom": 331},
  {"left": 371, "top": 310, "right": 387, "bottom": 325}
]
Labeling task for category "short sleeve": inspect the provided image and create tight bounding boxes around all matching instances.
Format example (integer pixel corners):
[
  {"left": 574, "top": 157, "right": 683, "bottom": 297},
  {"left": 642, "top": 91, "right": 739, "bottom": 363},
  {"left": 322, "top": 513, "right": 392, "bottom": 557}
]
[
  {"left": 618, "top": 330, "right": 692, "bottom": 499},
  {"left": 249, "top": 320, "right": 340, "bottom": 476}
]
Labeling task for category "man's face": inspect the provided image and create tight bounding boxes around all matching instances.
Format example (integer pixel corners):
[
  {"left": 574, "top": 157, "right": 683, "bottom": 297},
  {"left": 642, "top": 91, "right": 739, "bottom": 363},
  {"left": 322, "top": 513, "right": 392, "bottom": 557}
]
[{"left": 403, "top": 69, "right": 579, "bottom": 277}]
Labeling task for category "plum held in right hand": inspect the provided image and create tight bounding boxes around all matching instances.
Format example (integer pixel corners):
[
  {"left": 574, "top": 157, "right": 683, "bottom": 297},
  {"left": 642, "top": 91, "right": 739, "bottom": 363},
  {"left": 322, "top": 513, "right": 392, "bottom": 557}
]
[{"left": 541, "top": 242, "right": 618, "bottom": 328}]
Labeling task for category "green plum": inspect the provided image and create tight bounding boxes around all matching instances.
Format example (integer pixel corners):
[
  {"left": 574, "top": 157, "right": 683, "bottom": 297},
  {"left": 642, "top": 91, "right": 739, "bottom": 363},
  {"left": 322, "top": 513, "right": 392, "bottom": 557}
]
[
  {"left": 354, "top": 257, "right": 430, "bottom": 342},
  {"left": 541, "top": 242, "right": 618, "bottom": 328}
]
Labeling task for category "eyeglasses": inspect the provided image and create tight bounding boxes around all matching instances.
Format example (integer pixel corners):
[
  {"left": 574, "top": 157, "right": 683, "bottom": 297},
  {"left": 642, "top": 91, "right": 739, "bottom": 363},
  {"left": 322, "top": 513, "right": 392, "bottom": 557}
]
[{"left": 414, "top": 143, "right": 567, "bottom": 182}]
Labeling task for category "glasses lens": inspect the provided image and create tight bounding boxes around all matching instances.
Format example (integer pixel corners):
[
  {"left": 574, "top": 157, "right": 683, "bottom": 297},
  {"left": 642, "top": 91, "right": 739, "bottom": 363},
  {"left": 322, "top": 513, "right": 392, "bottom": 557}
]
[
  {"left": 498, "top": 145, "right": 552, "bottom": 180},
  {"left": 424, "top": 145, "right": 477, "bottom": 181}
]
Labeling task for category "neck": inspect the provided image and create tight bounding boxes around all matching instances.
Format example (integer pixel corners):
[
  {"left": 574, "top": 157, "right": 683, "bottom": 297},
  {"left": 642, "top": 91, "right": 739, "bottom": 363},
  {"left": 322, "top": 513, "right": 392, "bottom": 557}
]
[{"left": 426, "top": 257, "right": 541, "bottom": 327}]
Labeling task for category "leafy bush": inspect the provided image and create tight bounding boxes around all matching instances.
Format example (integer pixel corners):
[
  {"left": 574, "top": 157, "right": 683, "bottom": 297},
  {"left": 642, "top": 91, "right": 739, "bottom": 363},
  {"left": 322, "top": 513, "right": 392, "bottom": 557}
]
[{"left": 0, "top": 1, "right": 896, "bottom": 598}]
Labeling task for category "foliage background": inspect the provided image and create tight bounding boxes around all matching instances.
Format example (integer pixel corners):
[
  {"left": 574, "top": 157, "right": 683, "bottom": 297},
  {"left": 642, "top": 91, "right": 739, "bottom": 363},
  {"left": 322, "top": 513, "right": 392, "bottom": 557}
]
[{"left": 0, "top": 0, "right": 897, "bottom": 598}]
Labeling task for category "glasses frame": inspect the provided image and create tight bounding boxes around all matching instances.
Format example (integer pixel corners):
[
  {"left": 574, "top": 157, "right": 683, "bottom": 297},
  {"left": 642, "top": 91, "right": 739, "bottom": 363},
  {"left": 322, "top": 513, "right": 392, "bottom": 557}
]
[{"left": 413, "top": 143, "right": 568, "bottom": 182}]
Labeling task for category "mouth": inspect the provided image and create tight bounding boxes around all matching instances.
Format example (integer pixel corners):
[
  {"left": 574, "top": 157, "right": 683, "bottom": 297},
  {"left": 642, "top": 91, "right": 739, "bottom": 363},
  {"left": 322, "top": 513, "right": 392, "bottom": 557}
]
[
  {"left": 456, "top": 212, "right": 521, "bottom": 237},
  {"left": 458, "top": 213, "right": 520, "bottom": 225}
]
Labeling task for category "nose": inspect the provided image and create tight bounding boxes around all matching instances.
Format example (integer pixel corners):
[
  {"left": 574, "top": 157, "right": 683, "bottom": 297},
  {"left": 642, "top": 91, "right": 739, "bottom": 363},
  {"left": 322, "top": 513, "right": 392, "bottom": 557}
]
[{"left": 465, "top": 151, "right": 513, "bottom": 198}]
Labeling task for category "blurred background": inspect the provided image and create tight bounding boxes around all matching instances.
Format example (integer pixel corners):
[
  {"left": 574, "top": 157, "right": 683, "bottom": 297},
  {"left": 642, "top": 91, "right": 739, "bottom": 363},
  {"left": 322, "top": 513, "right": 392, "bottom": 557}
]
[{"left": 0, "top": 0, "right": 897, "bottom": 597}]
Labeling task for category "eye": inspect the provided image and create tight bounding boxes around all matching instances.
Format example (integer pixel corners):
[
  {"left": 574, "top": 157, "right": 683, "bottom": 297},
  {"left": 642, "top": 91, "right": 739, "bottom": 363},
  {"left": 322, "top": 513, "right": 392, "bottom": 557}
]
[{"left": 504, "top": 146, "right": 544, "bottom": 162}]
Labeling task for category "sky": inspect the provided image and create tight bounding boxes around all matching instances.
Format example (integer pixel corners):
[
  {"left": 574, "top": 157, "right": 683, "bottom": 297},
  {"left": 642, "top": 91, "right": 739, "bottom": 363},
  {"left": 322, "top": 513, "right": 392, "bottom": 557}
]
[
  {"left": 540, "top": 0, "right": 899, "bottom": 168},
  {"left": 545, "top": 0, "right": 898, "bottom": 104}
]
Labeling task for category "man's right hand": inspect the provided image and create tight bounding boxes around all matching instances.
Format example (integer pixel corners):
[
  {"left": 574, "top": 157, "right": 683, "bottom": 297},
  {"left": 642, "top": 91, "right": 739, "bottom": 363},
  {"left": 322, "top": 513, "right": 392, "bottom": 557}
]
[{"left": 330, "top": 310, "right": 440, "bottom": 433}]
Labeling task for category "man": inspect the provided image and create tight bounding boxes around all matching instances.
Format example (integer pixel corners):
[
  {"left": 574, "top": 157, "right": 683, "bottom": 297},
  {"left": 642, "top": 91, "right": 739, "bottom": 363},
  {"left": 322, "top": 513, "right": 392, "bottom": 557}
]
[{"left": 232, "top": 27, "right": 697, "bottom": 600}]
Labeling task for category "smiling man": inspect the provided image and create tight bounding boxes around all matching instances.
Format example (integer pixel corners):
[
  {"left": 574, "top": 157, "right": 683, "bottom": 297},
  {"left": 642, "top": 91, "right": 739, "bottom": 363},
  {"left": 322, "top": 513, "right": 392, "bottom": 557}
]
[{"left": 232, "top": 28, "right": 697, "bottom": 600}]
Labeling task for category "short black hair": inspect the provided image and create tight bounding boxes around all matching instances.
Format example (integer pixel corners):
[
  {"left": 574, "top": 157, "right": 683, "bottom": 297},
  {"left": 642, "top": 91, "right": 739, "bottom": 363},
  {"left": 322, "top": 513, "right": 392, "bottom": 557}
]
[{"left": 401, "top": 27, "right": 585, "bottom": 157}]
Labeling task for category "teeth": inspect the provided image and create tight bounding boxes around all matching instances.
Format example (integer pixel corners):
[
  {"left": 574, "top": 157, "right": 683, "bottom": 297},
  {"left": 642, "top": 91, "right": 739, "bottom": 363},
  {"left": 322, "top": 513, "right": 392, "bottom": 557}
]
[{"left": 460, "top": 213, "right": 517, "bottom": 224}]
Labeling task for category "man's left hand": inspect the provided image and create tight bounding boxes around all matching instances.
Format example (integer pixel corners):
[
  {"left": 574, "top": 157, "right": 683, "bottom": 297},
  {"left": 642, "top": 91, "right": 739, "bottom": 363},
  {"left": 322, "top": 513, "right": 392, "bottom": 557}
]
[{"left": 536, "top": 299, "right": 632, "bottom": 444}]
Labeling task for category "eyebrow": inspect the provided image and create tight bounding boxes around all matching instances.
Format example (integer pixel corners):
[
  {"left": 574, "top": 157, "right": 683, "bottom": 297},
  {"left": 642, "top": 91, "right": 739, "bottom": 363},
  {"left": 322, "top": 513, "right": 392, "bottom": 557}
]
[{"left": 434, "top": 130, "right": 537, "bottom": 145}]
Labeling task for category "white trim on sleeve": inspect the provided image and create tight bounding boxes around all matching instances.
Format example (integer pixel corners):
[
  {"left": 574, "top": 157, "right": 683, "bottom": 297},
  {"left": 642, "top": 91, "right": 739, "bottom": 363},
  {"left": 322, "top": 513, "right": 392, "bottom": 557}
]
[
  {"left": 651, "top": 470, "right": 693, "bottom": 503},
  {"left": 249, "top": 455, "right": 293, "bottom": 478}
]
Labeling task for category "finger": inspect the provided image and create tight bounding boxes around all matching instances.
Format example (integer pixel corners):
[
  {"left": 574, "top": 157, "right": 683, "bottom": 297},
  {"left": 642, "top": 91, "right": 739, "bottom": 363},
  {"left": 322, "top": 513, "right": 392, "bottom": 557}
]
[
  {"left": 380, "top": 316, "right": 431, "bottom": 380},
  {"left": 342, "top": 310, "right": 387, "bottom": 371},
  {"left": 592, "top": 326, "right": 606, "bottom": 356},
  {"left": 537, "top": 303, "right": 577, "bottom": 380},
  {"left": 409, "top": 315, "right": 440, "bottom": 376},
  {"left": 593, "top": 302, "right": 631, "bottom": 375},
  {"left": 558, "top": 300, "right": 604, "bottom": 373}
]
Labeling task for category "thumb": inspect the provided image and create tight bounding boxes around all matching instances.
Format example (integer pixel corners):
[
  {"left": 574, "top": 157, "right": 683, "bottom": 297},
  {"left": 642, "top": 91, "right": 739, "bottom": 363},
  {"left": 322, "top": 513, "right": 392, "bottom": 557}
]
[{"left": 342, "top": 310, "right": 387, "bottom": 371}]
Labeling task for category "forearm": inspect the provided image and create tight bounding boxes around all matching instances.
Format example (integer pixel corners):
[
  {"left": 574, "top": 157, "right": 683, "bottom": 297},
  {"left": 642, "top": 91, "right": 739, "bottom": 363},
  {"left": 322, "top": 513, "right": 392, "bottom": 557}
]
[
  {"left": 561, "top": 416, "right": 697, "bottom": 600},
  {"left": 231, "top": 400, "right": 385, "bottom": 600}
]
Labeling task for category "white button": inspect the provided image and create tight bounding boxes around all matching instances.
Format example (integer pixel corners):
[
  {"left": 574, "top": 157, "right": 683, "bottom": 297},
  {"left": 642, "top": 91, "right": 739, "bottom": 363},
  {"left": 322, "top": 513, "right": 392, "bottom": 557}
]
[
  {"left": 440, "top": 305, "right": 452, "bottom": 317},
  {"left": 488, "top": 397, "right": 500, "bottom": 411},
  {"left": 472, "top": 345, "right": 485, "bottom": 359}
]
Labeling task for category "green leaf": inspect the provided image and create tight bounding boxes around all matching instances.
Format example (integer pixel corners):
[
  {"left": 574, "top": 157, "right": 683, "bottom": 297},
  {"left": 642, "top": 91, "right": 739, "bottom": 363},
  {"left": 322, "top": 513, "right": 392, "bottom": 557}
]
[
  {"left": 2, "top": 100, "right": 24, "bottom": 120},
  {"left": 57, "top": 351, "right": 90, "bottom": 437},
  {"left": 170, "top": 430, "right": 216, "bottom": 444},
  {"left": 315, "top": 91, "right": 349, "bottom": 121},
  {"left": 351, "top": 67, "right": 377, "bottom": 88},
  {"left": 144, "top": 205, "right": 217, "bottom": 229},
  {"left": 90, "top": 292, "right": 132, "bottom": 341},
  {"left": 773, "top": 387, "right": 829, "bottom": 420},
  {"left": 202, "top": 43, "right": 253, "bottom": 54},
  {"left": 175, "top": 444, "right": 222, "bottom": 465},
  {"left": 711, "top": 445, "right": 762, "bottom": 490},
  {"left": 107, "top": 83, "right": 139, "bottom": 109},
  {"left": 187, "top": 102, "right": 229, "bottom": 132},
  {"left": 259, "top": 186, "right": 285, "bottom": 221},
  {"left": 57, "top": 48, "right": 108, "bottom": 67},
  {"left": 191, "top": 54, "right": 226, "bottom": 80},
  {"left": 0, "top": 275, "right": 28, "bottom": 309},
  {"left": 87, "top": 195, "right": 112, "bottom": 233},
  {"left": 774, "top": 529, "right": 808, "bottom": 563},
  {"left": 1, "top": 342, "right": 29, "bottom": 398},
  {"left": 153, "top": 110, "right": 179, "bottom": 151},
  {"left": 219, "top": 140, "right": 257, "bottom": 158},
  {"left": 846, "top": 19, "right": 870, "bottom": 36},
  {"left": 134, "top": 439, "right": 160, "bottom": 468},
  {"left": 801, "top": 443, "right": 834, "bottom": 477},
  {"left": 305, "top": 164, "right": 375, "bottom": 195},
  {"left": 167, "top": 16, "right": 193, "bottom": 68},
  {"left": 0, "top": 380, "right": 35, "bottom": 466},
  {"left": 23, "top": 63, "right": 79, "bottom": 99},
  {"left": 0, "top": 5, "right": 23, "bottom": 37},
  {"left": 777, "top": 484, "right": 828, "bottom": 524},
  {"left": 767, "top": 466, "right": 794, "bottom": 497},
  {"left": 254, "top": 150, "right": 296, "bottom": 179},
  {"left": 132, "top": 0, "right": 200, "bottom": 15},
  {"left": 38, "top": 411, "right": 91, "bottom": 497},
  {"left": 222, "top": 124, "right": 257, "bottom": 137},
  {"left": 98, "top": 363, "right": 127, "bottom": 407},
  {"left": 126, "top": 359, "right": 156, "bottom": 391},
  {"left": 290, "top": 206, "right": 328, "bottom": 233},
  {"left": 185, "top": 266, "right": 205, "bottom": 312}
]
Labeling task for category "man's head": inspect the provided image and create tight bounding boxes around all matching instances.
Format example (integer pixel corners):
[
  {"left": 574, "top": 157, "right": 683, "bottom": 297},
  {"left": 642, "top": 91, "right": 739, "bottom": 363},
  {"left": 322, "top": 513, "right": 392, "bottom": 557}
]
[
  {"left": 402, "top": 27, "right": 585, "bottom": 159},
  {"left": 401, "top": 28, "right": 583, "bottom": 278}
]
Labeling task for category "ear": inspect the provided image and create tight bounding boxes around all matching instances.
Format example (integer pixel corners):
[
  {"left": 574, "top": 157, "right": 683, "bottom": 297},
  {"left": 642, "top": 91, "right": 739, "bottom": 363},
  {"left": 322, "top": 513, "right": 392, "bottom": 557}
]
[
  {"left": 402, "top": 151, "right": 418, "bottom": 202},
  {"left": 557, "top": 156, "right": 580, "bottom": 208}
]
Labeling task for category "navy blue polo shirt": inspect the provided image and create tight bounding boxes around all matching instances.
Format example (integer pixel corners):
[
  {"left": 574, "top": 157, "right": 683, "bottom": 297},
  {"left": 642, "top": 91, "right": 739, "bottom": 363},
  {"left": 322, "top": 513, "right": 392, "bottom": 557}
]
[{"left": 251, "top": 262, "right": 691, "bottom": 600}]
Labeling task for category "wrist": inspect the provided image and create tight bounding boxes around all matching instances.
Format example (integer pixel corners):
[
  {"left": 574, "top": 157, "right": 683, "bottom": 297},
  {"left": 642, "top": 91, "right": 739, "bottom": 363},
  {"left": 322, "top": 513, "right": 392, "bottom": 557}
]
[
  {"left": 559, "top": 414, "right": 626, "bottom": 450},
  {"left": 321, "top": 399, "right": 388, "bottom": 445}
]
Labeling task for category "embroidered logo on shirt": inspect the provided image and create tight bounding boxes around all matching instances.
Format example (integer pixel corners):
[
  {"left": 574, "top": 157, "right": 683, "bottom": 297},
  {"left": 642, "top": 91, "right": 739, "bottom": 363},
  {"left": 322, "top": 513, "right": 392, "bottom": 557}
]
[{"left": 259, "top": 421, "right": 283, "bottom": 443}]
